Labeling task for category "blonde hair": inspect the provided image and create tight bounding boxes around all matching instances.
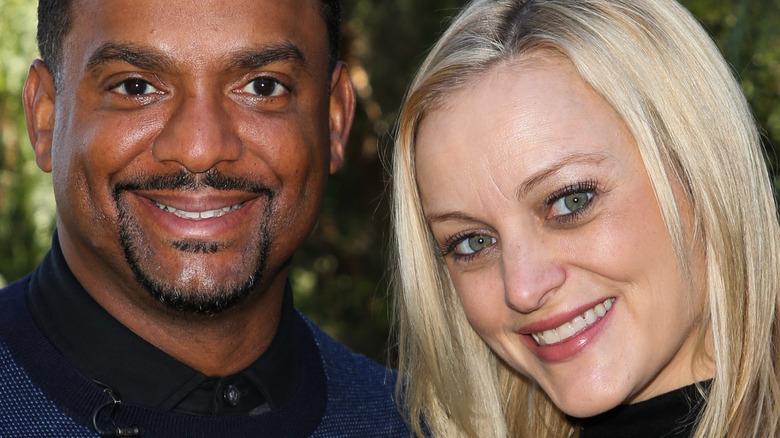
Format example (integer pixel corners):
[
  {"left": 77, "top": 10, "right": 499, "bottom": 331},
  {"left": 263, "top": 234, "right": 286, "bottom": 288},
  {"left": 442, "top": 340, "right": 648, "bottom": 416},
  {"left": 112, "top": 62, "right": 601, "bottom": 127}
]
[{"left": 391, "top": 0, "right": 780, "bottom": 437}]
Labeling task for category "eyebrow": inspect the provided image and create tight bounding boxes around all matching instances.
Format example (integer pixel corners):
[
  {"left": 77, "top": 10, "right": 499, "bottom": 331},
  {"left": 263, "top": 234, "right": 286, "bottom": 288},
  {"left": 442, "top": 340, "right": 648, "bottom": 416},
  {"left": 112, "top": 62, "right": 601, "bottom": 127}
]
[
  {"left": 424, "top": 152, "right": 612, "bottom": 225},
  {"left": 86, "top": 42, "right": 177, "bottom": 73},
  {"left": 515, "top": 152, "right": 611, "bottom": 199},
  {"left": 224, "top": 42, "right": 307, "bottom": 72},
  {"left": 425, "top": 210, "right": 484, "bottom": 226},
  {"left": 85, "top": 41, "right": 307, "bottom": 74}
]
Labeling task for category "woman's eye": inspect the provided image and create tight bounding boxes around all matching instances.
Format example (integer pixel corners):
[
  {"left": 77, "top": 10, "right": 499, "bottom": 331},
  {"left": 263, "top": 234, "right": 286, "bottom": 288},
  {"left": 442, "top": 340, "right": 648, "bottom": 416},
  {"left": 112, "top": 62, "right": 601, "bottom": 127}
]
[
  {"left": 242, "top": 77, "right": 287, "bottom": 97},
  {"left": 550, "top": 191, "right": 593, "bottom": 217},
  {"left": 454, "top": 235, "right": 496, "bottom": 255},
  {"left": 112, "top": 78, "right": 160, "bottom": 96}
]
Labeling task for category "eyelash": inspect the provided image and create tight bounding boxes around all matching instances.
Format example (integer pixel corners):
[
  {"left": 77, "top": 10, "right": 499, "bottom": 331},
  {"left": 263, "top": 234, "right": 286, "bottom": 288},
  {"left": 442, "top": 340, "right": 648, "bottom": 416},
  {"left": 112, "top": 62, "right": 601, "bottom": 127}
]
[
  {"left": 106, "top": 76, "right": 164, "bottom": 103},
  {"left": 439, "top": 230, "right": 494, "bottom": 262},
  {"left": 437, "top": 180, "right": 599, "bottom": 263},
  {"left": 544, "top": 180, "right": 598, "bottom": 224},
  {"left": 105, "top": 76, "right": 291, "bottom": 98},
  {"left": 238, "top": 76, "right": 291, "bottom": 99}
]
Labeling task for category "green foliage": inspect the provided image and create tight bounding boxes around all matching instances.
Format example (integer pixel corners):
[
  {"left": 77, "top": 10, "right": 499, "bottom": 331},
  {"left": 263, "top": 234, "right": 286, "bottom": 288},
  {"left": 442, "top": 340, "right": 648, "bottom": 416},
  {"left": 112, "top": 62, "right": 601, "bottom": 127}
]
[
  {"left": 681, "top": 0, "right": 780, "bottom": 177},
  {"left": 0, "top": 0, "right": 55, "bottom": 287},
  {"left": 290, "top": 0, "right": 467, "bottom": 363},
  {"left": 1, "top": 0, "right": 778, "bottom": 364}
]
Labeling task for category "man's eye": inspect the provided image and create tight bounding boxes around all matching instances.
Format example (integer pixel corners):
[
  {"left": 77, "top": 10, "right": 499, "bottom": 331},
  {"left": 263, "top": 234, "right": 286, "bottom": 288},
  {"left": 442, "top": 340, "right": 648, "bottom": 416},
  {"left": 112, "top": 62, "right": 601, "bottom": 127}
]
[
  {"left": 454, "top": 235, "right": 496, "bottom": 255},
  {"left": 242, "top": 77, "right": 287, "bottom": 97},
  {"left": 550, "top": 191, "right": 593, "bottom": 217},
  {"left": 113, "top": 78, "right": 160, "bottom": 96}
]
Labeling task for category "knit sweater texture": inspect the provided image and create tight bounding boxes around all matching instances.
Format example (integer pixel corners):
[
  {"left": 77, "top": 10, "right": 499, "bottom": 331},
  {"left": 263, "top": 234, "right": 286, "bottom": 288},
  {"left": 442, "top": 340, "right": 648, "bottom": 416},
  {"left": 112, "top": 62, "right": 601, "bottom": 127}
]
[{"left": 0, "top": 276, "right": 409, "bottom": 437}]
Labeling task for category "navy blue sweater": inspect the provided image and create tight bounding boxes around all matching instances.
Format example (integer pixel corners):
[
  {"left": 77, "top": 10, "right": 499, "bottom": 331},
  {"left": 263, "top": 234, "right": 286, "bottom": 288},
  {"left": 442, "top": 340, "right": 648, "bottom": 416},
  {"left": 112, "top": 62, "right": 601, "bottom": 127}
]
[{"left": 0, "top": 276, "right": 409, "bottom": 437}]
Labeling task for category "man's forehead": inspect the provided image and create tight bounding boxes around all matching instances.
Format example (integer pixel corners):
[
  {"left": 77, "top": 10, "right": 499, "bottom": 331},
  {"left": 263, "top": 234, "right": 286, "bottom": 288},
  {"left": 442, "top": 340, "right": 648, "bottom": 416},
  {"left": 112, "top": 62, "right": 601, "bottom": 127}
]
[{"left": 65, "top": 0, "right": 329, "bottom": 71}]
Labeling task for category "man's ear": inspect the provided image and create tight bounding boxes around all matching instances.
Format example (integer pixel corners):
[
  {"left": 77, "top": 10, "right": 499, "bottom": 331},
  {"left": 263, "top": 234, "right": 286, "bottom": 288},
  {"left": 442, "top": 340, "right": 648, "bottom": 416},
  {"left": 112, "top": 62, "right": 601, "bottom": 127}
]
[
  {"left": 327, "top": 61, "right": 356, "bottom": 174},
  {"left": 23, "top": 59, "right": 57, "bottom": 173}
]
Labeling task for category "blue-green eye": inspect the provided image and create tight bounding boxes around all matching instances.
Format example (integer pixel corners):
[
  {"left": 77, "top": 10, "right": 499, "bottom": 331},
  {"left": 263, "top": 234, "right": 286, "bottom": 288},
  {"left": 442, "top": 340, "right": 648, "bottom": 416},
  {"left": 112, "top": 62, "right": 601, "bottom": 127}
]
[
  {"left": 454, "top": 234, "right": 496, "bottom": 255},
  {"left": 551, "top": 191, "right": 592, "bottom": 217}
]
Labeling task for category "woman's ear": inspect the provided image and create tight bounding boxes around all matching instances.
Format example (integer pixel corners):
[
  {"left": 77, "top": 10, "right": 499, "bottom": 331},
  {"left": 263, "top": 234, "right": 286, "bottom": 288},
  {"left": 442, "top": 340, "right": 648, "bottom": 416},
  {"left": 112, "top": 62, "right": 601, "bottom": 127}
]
[
  {"left": 23, "top": 59, "right": 57, "bottom": 173},
  {"left": 327, "top": 61, "right": 356, "bottom": 174}
]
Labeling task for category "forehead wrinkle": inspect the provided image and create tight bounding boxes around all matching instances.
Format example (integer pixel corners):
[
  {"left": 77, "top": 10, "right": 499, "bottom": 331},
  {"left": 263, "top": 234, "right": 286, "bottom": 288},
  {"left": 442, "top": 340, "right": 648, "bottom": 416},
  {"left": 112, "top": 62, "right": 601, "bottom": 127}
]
[
  {"left": 423, "top": 161, "right": 499, "bottom": 228},
  {"left": 483, "top": 153, "right": 515, "bottom": 205},
  {"left": 86, "top": 41, "right": 178, "bottom": 74}
]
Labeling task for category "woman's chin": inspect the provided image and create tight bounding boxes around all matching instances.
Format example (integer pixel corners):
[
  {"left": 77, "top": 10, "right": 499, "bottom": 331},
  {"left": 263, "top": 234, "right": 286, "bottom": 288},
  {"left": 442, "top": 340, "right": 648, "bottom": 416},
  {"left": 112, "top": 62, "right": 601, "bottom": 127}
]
[
  {"left": 560, "top": 403, "right": 616, "bottom": 419},
  {"left": 548, "top": 388, "right": 627, "bottom": 419}
]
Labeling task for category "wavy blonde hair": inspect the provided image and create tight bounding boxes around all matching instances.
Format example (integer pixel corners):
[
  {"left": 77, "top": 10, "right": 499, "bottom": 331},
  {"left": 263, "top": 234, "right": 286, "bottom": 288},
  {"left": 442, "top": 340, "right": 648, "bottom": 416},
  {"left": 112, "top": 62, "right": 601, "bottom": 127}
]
[{"left": 391, "top": 0, "right": 780, "bottom": 436}]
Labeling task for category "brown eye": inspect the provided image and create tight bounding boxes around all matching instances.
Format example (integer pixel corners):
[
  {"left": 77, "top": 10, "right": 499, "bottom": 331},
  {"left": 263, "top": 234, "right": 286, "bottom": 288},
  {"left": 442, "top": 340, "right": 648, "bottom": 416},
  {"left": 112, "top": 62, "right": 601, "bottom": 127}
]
[
  {"left": 243, "top": 77, "right": 287, "bottom": 97},
  {"left": 113, "top": 78, "right": 159, "bottom": 96}
]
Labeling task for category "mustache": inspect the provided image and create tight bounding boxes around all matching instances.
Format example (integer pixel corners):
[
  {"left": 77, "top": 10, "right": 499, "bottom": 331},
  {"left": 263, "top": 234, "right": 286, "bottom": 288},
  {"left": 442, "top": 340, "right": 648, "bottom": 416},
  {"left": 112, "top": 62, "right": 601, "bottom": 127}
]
[{"left": 113, "top": 169, "right": 273, "bottom": 196}]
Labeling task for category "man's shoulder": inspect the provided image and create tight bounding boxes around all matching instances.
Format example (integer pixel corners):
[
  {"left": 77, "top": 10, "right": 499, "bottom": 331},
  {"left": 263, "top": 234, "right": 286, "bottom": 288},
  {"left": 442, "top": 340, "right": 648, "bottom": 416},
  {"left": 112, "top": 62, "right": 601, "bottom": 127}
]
[
  {"left": 298, "top": 312, "right": 397, "bottom": 385},
  {"left": 296, "top": 313, "right": 410, "bottom": 437},
  {"left": 0, "top": 275, "right": 32, "bottom": 331},
  {"left": 0, "top": 275, "right": 101, "bottom": 437},
  {"left": 0, "top": 274, "right": 30, "bottom": 297}
]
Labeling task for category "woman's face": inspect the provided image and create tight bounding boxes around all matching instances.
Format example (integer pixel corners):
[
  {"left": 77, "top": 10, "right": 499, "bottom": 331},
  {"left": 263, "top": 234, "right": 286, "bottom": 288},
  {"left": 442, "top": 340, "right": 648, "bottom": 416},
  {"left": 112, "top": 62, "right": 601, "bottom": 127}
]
[{"left": 415, "top": 56, "right": 710, "bottom": 417}]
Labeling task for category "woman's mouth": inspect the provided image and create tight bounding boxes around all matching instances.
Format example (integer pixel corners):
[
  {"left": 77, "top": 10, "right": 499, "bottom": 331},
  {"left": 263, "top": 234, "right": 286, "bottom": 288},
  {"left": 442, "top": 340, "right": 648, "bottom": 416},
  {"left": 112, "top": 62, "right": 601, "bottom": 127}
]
[
  {"left": 531, "top": 298, "right": 615, "bottom": 346},
  {"left": 152, "top": 201, "right": 244, "bottom": 220}
]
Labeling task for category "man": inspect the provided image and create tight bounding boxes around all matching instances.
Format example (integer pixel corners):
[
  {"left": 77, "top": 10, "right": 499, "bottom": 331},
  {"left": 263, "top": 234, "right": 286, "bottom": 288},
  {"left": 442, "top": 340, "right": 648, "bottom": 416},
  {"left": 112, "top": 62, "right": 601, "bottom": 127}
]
[{"left": 0, "top": 0, "right": 408, "bottom": 436}]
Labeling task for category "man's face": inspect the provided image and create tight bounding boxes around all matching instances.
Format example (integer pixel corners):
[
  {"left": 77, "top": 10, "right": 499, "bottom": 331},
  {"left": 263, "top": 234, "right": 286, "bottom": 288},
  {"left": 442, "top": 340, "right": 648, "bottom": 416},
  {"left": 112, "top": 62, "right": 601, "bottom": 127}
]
[{"left": 27, "top": 0, "right": 351, "bottom": 314}]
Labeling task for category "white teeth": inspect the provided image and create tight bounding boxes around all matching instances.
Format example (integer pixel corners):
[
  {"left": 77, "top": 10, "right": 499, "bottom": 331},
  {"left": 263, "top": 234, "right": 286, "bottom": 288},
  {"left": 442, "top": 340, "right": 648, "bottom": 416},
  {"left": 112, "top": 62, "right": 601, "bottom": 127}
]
[
  {"left": 570, "top": 315, "right": 587, "bottom": 332},
  {"left": 557, "top": 322, "right": 575, "bottom": 340},
  {"left": 531, "top": 298, "right": 615, "bottom": 346},
  {"left": 152, "top": 201, "right": 243, "bottom": 220},
  {"left": 542, "top": 329, "right": 560, "bottom": 344}
]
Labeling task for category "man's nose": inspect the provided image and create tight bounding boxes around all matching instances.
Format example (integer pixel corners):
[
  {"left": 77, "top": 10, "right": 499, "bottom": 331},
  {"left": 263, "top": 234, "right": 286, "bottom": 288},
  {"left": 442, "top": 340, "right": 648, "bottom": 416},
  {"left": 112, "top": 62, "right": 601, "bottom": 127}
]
[
  {"left": 501, "top": 235, "right": 566, "bottom": 314},
  {"left": 152, "top": 92, "right": 242, "bottom": 173}
]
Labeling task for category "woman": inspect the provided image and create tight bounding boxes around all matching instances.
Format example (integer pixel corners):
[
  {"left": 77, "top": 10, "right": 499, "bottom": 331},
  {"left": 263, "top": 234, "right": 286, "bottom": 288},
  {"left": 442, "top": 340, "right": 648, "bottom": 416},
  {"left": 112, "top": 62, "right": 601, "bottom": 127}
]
[{"left": 391, "top": 0, "right": 780, "bottom": 436}]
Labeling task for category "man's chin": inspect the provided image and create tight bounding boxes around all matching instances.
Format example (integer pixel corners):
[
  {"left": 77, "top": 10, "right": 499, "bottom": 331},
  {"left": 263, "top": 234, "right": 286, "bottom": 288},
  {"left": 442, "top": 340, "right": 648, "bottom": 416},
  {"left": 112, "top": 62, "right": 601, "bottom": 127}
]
[
  {"left": 120, "top": 239, "right": 270, "bottom": 315},
  {"left": 136, "top": 271, "right": 260, "bottom": 315}
]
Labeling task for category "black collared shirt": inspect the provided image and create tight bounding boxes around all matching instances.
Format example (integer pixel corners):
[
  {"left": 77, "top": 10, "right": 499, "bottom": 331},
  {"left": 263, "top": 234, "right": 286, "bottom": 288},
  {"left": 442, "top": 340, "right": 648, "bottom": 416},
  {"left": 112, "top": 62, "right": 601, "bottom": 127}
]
[{"left": 26, "top": 233, "right": 303, "bottom": 416}]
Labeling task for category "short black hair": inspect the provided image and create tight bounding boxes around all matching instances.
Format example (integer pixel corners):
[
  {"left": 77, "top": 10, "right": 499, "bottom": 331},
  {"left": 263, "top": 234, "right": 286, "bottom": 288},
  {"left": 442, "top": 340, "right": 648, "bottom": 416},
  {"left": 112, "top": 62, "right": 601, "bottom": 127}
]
[
  {"left": 37, "top": 0, "right": 342, "bottom": 85},
  {"left": 321, "top": 0, "right": 342, "bottom": 73}
]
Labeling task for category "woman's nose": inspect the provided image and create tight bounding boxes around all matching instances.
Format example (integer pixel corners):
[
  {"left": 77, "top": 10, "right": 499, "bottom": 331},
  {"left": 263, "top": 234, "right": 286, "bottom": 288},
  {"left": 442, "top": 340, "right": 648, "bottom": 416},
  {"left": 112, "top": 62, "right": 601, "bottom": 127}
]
[{"left": 501, "top": 236, "right": 566, "bottom": 314}]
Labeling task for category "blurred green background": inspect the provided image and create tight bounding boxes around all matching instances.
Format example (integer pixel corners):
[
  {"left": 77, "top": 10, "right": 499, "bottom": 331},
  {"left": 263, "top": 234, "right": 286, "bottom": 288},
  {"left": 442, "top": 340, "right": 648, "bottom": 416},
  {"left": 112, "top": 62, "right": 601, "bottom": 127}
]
[{"left": 1, "top": 0, "right": 779, "bottom": 365}]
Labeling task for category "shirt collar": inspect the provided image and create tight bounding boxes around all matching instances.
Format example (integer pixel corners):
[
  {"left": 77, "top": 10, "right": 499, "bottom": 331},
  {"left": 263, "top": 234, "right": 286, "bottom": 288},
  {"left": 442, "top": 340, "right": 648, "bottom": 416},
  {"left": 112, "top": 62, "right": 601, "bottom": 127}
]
[{"left": 27, "top": 231, "right": 304, "bottom": 415}]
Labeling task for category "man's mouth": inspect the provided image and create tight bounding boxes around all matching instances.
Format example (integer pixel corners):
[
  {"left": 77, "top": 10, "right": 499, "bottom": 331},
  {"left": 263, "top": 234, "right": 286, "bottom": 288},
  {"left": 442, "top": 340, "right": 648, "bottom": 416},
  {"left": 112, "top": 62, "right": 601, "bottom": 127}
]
[
  {"left": 152, "top": 201, "right": 245, "bottom": 220},
  {"left": 530, "top": 298, "right": 615, "bottom": 346}
]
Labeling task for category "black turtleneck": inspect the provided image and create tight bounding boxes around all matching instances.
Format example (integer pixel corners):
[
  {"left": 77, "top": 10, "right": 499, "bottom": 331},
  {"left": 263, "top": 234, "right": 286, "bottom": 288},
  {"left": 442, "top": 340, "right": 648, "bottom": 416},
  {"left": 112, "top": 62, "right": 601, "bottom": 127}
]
[
  {"left": 25, "top": 232, "right": 304, "bottom": 416},
  {"left": 572, "top": 381, "right": 711, "bottom": 438}
]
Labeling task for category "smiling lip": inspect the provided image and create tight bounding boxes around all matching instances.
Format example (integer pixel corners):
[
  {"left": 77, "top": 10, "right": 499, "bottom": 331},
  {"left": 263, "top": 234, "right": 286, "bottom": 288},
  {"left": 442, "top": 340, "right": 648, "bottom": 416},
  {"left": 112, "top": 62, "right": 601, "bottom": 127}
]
[
  {"left": 126, "top": 189, "right": 269, "bottom": 242},
  {"left": 530, "top": 298, "right": 615, "bottom": 346},
  {"left": 152, "top": 200, "right": 245, "bottom": 220},
  {"left": 518, "top": 297, "right": 616, "bottom": 362}
]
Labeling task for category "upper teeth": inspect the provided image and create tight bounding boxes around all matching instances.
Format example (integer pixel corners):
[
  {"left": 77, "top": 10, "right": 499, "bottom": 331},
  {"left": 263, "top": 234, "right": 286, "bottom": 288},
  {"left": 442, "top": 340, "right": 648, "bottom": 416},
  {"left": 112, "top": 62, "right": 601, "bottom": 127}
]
[
  {"left": 153, "top": 201, "right": 243, "bottom": 220},
  {"left": 531, "top": 298, "right": 615, "bottom": 346}
]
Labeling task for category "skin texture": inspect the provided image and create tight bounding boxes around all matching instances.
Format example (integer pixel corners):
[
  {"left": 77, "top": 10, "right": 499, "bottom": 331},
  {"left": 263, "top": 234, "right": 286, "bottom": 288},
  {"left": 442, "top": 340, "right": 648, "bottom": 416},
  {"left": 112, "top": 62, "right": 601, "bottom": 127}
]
[
  {"left": 415, "top": 56, "right": 712, "bottom": 418},
  {"left": 23, "top": 0, "right": 355, "bottom": 376}
]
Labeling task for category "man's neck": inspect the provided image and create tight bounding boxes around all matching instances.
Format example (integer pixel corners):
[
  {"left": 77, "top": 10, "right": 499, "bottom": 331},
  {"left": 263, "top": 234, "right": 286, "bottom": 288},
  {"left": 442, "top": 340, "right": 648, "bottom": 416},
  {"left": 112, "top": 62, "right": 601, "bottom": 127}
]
[
  {"left": 58, "top": 229, "right": 290, "bottom": 376},
  {"left": 95, "top": 277, "right": 288, "bottom": 376}
]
